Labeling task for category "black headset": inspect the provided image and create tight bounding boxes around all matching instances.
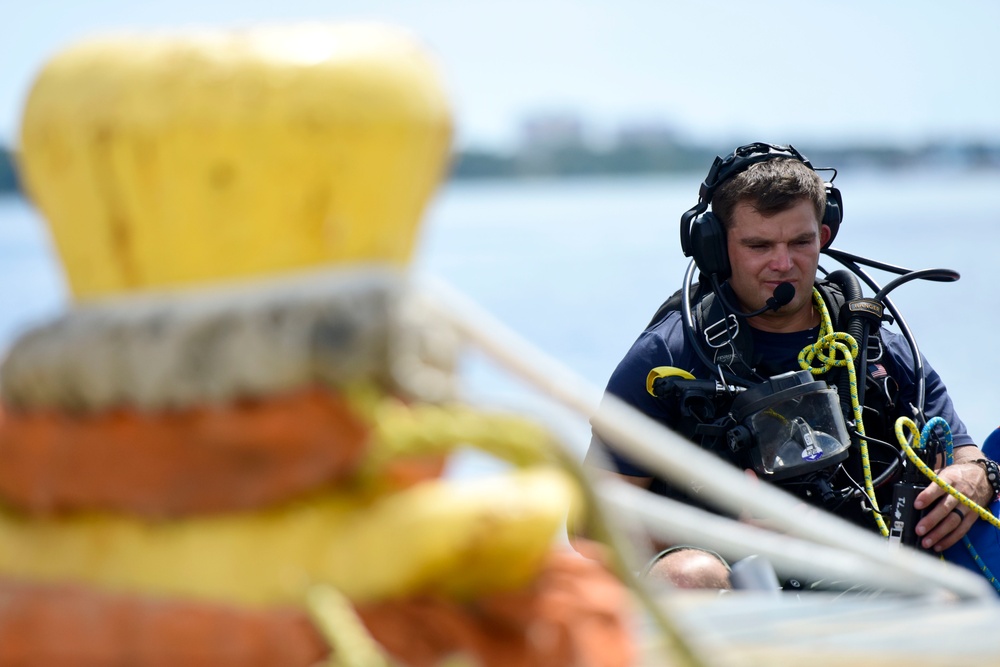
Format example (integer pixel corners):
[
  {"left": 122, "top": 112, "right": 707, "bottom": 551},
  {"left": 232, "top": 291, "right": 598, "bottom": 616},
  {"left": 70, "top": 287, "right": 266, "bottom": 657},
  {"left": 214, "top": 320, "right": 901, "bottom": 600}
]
[{"left": 679, "top": 142, "right": 844, "bottom": 280}]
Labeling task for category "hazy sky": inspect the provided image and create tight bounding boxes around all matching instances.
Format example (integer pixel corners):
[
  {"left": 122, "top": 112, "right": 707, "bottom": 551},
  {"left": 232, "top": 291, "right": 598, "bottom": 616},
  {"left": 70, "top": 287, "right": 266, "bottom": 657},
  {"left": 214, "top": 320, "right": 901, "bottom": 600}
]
[{"left": 5, "top": 1, "right": 1000, "bottom": 150}]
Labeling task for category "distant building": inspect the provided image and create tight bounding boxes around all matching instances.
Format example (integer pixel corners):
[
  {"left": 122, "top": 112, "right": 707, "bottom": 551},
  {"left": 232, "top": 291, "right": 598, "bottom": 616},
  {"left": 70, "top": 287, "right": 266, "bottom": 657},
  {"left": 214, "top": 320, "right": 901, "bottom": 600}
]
[
  {"left": 517, "top": 112, "right": 587, "bottom": 151},
  {"left": 615, "top": 120, "right": 679, "bottom": 147}
]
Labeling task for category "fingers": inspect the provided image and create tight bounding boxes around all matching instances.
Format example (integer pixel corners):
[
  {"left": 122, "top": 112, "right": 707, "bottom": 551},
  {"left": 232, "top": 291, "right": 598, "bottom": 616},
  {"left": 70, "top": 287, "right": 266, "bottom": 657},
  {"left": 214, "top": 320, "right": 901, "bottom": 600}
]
[
  {"left": 913, "top": 479, "right": 945, "bottom": 512},
  {"left": 916, "top": 499, "right": 974, "bottom": 552},
  {"left": 912, "top": 462, "right": 986, "bottom": 551},
  {"left": 914, "top": 461, "right": 983, "bottom": 512}
]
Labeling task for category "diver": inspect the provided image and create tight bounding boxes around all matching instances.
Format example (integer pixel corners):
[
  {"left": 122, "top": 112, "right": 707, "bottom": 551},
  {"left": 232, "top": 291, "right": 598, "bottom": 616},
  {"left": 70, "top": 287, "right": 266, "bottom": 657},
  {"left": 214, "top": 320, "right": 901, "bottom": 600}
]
[{"left": 583, "top": 142, "right": 1000, "bottom": 591}]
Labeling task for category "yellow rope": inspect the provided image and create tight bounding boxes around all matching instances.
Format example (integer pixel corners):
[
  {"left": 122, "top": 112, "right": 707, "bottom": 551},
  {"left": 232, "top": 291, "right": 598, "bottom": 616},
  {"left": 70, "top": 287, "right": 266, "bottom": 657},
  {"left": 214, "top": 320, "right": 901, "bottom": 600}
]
[
  {"left": 790, "top": 293, "right": 1000, "bottom": 590},
  {"left": 894, "top": 416, "right": 1000, "bottom": 591},
  {"left": 367, "top": 400, "right": 558, "bottom": 471},
  {"left": 894, "top": 417, "right": 1000, "bottom": 529},
  {"left": 793, "top": 289, "right": 998, "bottom": 570},
  {"left": 797, "top": 288, "right": 888, "bottom": 536}
]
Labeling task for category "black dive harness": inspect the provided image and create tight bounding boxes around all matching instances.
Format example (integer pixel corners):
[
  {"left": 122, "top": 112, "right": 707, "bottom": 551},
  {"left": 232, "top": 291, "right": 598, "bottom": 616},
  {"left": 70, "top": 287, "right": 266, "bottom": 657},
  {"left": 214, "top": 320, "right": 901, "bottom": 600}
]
[{"left": 648, "top": 248, "right": 961, "bottom": 527}]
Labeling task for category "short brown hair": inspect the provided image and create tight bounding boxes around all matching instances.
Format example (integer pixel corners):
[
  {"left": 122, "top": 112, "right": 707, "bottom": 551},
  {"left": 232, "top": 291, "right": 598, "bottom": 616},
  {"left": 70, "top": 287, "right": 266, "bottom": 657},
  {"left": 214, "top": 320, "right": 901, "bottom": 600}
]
[{"left": 711, "top": 158, "right": 827, "bottom": 229}]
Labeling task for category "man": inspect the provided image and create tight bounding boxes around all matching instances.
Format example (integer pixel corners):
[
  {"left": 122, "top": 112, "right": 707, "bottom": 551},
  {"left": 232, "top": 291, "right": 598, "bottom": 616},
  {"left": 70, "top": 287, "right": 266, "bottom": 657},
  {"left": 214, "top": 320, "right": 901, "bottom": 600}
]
[{"left": 584, "top": 143, "right": 998, "bottom": 590}]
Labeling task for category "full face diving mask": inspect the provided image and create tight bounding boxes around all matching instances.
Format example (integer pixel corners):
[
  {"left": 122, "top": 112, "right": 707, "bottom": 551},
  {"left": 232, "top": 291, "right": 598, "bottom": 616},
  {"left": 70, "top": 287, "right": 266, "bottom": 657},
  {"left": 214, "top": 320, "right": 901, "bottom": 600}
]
[{"left": 727, "top": 370, "right": 851, "bottom": 481}]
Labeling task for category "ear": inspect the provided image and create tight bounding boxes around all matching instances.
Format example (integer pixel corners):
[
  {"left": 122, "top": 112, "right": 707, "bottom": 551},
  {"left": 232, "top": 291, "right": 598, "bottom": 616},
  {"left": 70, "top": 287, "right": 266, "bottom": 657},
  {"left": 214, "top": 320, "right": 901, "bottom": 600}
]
[{"left": 819, "top": 224, "right": 832, "bottom": 247}]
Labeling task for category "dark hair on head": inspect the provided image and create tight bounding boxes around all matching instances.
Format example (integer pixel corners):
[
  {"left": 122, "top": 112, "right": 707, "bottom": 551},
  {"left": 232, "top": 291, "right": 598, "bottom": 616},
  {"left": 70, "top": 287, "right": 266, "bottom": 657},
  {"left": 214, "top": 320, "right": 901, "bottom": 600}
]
[{"left": 710, "top": 157, "right": 827, "bottom": 229}]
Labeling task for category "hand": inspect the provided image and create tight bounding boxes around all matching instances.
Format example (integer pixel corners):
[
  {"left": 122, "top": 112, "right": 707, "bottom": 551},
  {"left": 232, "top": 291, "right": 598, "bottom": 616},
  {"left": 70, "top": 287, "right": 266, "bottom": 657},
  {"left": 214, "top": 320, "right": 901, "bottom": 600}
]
[{"left": 912, "top": 461, "right": 989, "bottom": 551}]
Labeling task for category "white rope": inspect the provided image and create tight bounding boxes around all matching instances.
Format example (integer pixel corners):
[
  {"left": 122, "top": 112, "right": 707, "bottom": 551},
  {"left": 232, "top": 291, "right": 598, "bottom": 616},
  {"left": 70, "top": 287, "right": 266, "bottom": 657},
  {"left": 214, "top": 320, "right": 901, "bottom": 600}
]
[{"left": 601, "top": 477, "right": 962, "bottom": 595}]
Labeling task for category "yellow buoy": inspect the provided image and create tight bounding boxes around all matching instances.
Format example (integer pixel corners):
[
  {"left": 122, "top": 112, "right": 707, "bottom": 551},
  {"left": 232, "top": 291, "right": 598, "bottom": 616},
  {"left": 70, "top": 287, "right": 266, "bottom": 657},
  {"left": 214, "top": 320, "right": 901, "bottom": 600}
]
[{"left": 17, "top": 23, "right": 454, "bottom": 300}]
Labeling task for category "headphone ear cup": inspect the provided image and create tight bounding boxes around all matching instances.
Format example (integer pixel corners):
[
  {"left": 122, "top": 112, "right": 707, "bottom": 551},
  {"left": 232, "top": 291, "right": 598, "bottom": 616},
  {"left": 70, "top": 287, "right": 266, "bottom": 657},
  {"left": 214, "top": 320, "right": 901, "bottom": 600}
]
[
  {"left": 821, "top": 184, "right": 844, "bottom": 248},
  {"left": 689, "top": 211, "right": 730, "bottom": 279}
]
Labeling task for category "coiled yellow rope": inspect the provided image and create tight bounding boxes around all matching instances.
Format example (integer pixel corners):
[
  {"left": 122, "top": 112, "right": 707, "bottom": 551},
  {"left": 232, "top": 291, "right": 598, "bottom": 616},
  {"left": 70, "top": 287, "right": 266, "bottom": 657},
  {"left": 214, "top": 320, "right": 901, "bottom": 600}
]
[{"left": 797, "top": 288, "right": 888, "bottom": 536}]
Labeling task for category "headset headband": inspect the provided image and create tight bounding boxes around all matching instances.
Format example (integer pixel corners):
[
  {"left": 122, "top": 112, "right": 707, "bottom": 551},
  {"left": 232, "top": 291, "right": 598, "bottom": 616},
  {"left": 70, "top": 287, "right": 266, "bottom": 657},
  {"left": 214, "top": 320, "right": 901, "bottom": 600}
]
[{"left": 697, "top": 143, "right": 812, "bottom": 206}]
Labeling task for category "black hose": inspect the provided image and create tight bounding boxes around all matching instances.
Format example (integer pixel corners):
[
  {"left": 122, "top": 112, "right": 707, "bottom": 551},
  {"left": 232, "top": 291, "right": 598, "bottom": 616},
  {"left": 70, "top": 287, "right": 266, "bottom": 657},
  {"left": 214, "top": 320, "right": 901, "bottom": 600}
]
[
  {"left": 822, "top": 250, "right": 951, "bottom": 423},
  {"left": 824, "top": 269, "right": 868, "bottom": 416}
]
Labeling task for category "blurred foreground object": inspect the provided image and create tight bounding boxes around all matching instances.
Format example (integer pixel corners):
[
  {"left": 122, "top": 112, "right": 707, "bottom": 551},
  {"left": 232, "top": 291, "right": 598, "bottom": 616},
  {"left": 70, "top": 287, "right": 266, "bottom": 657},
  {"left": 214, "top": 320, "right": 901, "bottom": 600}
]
[
  {"left": 0, "top": 268, "right": 635, "bottom": 666},
  {"left": 18, "top": 22, "right": 453, "bottom": 300},
  {"left": 0, "top": 23, "right": 636, "bottom": 667}
]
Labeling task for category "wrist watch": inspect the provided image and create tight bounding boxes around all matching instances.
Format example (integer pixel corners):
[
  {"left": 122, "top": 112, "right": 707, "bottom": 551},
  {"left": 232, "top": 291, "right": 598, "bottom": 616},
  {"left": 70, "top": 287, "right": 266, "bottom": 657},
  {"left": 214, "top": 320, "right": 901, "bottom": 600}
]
[{"left": 973, "top": 458, "right": 1000, "bottom": 501}]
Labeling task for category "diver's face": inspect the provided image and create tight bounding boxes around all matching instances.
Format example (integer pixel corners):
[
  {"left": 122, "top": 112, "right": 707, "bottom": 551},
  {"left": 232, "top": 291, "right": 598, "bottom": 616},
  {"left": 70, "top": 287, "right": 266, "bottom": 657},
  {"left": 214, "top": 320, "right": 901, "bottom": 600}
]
[{"left": 725, "top": 199, "right": 830, "bottom": 333}]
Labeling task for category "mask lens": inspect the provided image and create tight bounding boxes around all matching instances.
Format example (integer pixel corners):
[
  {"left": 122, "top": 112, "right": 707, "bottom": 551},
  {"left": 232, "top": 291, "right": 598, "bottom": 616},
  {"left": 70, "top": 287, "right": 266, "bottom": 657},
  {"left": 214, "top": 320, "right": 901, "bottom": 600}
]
[{"left": 746, "top": 386, "right": 850, "bottom": 480}]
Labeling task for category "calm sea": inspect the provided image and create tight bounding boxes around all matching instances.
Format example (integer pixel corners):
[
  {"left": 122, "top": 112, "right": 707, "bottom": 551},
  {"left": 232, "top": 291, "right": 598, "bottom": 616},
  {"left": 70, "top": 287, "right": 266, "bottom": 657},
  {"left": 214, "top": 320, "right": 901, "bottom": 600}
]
[{"left": 2, "top": 168, "right": 999, "bottom": 460}]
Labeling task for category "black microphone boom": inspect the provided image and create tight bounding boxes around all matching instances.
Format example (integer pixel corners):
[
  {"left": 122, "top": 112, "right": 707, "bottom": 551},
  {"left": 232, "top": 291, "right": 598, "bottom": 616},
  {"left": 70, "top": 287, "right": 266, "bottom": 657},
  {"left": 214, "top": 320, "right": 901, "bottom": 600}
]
[
  {"left": 765, "top": 282, "right": 795, "bottom": 310},
  {"left": 714, "top": 280, "right": 795, "bottom": 318}
]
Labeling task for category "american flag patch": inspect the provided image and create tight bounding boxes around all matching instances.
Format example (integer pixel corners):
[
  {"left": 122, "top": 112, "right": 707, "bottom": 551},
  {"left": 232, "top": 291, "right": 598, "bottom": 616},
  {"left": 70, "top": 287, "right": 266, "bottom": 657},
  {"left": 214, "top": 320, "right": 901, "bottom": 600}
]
[{"left": 869, "top": 363, "right": 888, "bottom": 379}]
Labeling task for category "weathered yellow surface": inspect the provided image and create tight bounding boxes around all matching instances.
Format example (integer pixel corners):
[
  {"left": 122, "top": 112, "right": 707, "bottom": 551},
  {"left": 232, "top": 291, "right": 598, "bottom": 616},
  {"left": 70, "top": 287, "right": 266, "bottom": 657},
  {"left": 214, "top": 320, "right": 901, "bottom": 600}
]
[
  {"left": 0, "top": 467, "right": 575, "bottom": 606},
  {"left": 18, "top": 23, "right": 453, "bottom": 300}
]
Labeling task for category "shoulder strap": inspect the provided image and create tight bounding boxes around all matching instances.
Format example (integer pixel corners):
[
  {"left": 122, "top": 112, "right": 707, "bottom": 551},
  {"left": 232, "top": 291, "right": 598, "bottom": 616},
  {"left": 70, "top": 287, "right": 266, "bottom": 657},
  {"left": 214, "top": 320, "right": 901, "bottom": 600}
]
[
  {"left": 816, "top": 280, "right": 841, "bottom": 321},
  {"left": 645, "top": 289, "right": 685, "bottom": 329},
  {"left": 645, "top": 281, "right": 713, "bottom": 329},
  {"left": 815, "top": 279, "right": 846, "bottom": 329}
]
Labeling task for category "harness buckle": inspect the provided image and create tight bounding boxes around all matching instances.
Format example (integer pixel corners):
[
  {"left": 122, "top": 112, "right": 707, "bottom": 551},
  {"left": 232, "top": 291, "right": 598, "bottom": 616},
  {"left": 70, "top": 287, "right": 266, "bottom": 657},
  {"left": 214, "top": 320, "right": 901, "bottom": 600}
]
[
  {"left": 704, "top": 314, "right": 739, "bottom": 349},
  {"left": 867, "top": 334, "right": 884, "bottom": 362}
]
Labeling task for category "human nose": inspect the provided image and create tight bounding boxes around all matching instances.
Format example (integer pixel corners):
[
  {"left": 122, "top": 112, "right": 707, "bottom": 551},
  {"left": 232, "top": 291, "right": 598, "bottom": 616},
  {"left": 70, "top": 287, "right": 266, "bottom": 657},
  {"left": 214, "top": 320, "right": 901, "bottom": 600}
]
[{"left": 768, "top": 245, "right": 794, "bottom": 272}]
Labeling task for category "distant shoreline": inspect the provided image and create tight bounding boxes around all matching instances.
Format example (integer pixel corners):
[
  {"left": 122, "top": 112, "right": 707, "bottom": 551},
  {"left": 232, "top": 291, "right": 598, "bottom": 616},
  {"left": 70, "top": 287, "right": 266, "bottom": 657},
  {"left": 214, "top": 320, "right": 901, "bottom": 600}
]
[
  {"left": 4, "top": 139, "right": 999, "bottom": 196},
  {"left": 448, "top": 140, "right": 1000, "bottom": 180}
]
